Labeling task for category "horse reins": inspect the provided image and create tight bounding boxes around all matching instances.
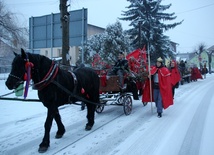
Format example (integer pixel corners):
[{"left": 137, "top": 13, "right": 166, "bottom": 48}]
[
  {"left": 5, "top": 56, "right": 102, "bottom": 106},
  {"left": 51, "top": 80, "right": 103, "bottom": 106}
]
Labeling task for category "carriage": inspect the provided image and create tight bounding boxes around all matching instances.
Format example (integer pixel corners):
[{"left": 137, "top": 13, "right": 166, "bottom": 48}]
[
  {"left": 178, "top": 60, "right": 191, "bottom": 85},
  {"left": 91, "top": 49, "right": 148, "bottom": 116},
  {"left": 97, "top": 74, "right": 133, "bottom": 115},
  {"left": 93, "top": 65, "right": 148, "bottom": 116}
]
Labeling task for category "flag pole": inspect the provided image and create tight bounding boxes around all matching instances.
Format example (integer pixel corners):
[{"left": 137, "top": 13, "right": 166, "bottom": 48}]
[{"left": 147, "top": 42, "right": 153, "bottom": 113}]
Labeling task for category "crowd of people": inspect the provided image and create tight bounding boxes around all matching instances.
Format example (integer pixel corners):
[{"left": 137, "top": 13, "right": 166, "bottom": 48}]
[{"left": 91, "top": 52, "right": 207, "bottom": 118}]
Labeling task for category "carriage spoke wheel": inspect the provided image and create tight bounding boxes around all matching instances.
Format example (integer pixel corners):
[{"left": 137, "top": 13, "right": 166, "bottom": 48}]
[
  {"left": 117, "top": 96, "right": 124, "bottom": 105},
  {"left": 96, "top": 101, "right": 106, "bottom": 113},
  {"left": 123, "top": 95, "right": 132, "bottom": 115}
]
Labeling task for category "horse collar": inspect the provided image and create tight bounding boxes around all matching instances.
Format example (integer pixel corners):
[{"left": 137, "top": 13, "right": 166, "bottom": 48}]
[{"left": 33, "top": 61, "right": 59, "bottom": 90}]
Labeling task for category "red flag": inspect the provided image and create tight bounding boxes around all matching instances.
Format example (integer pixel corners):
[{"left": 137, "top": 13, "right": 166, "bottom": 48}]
[{"left": 126, "top": 49, "right": 140, "bottom": 60}]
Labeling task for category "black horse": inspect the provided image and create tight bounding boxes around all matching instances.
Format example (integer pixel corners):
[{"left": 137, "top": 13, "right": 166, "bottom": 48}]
[{"left": 5, "top": 49, "right": 100, "bottom": 153}]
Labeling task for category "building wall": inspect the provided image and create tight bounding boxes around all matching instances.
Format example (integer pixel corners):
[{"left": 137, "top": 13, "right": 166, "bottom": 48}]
[
  {"left": 39, "top": 46, "right": 79, "bottom": 65},
  {"left": 189, "top": 52, "right": 208, "bottom": 68},
  {"left": 35, "top": 24, "right": 105, "bottom": 65},
  {"left": 87, "top": 24, "right": 105, "bottom": 37},
  {"left": 178, "top": 51, "right": 214, "bottom": 70}
]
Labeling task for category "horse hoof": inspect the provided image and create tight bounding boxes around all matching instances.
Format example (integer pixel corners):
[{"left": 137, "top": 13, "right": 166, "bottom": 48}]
[
  {"left": 85, "top": 125, "right": 92, "bottom": 131},
  {"left": 38, "top": 146, "right": 48, "bottom": 153},
  {"left": 55, "top": 129, "right": 65, "bottom": 138},
  {"left": 55, "top": 134, "right": 63, "bottom": 139}
]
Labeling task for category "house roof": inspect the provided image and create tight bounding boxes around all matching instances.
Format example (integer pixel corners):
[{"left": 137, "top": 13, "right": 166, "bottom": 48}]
[
  {"left": 207, "top": 45, "right": 214, "bottom": 52},
  {"left": 176, "top": 52, "right": 196, "bottom": 61}
]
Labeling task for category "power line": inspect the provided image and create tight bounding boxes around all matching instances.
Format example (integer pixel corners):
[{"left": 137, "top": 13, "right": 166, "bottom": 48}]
[
  {"left": 7, "top": 0, "right": 58, "bottom": 6},
  {"left": 177, "top": 3, "right": 214, "bottom": 14}
]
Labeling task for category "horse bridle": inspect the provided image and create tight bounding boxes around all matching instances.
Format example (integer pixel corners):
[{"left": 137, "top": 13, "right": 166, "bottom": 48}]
[
  {"left": 9, "top": 73, "right": 23, "bottom": 81},
  {"left": 8, "top": 54, "right": 34, "bottom": 88}
]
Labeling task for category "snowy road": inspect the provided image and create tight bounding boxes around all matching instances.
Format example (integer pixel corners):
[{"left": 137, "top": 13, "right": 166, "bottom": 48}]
[{"left": 0, "top": 74, "right": 214, "bottom": 155}]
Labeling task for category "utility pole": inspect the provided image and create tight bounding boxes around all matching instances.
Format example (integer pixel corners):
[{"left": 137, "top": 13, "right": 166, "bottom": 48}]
[
  {"left": 59, "top": 0, "right": 70, "bottom": 69},
  {"left": 138, "top": 21, "right": 142, "bottom": 49}
]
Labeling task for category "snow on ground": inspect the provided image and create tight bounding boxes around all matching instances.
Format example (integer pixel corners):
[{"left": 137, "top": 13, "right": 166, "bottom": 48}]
[{"left": 0, "top": 73, "right": 214, "bottom": 155}]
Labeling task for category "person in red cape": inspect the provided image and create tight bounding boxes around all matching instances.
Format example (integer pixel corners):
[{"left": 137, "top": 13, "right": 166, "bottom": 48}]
[
  {"left": 142, "top": 57, "right": 173, "bottom": 118},
  {"left": 191, "top": 65, "right": 203, "bottom": 81},
  {"left": 168, "top": 60, "right": 181, "bottom": 97}
]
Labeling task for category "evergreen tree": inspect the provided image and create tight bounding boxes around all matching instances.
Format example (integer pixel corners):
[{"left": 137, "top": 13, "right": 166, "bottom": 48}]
[
  {"left": 120, "top": 0, "right": 183, "bottom": 62},
  {"left": 82, "top": 21, "right": 130, "bottom": 65},
  {"left": 102, "top": 21, "right": 130, "bottom": 63},
  {"left": 83, "top": 33, "right": 105, "bottom": 64}
]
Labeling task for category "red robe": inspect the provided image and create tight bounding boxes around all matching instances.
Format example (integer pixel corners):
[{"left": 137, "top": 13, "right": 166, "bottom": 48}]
[
  {"left": 170, "top": 60, "right": 181, "bottom": 86},
  {"left": 191, "top": 67, "right": 203, "bottom": 80},
  {"left": 142, "top": 66, "right": 173, "bottom": 109}
]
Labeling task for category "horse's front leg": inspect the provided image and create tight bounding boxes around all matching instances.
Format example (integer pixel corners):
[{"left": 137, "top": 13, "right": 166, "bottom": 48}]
[
  {"left": 54, "top": 108, "right": 65, "bottom": 138},
  {"left": 85, "top": 103, "right": 96, "bottom": 130},
  {"left": 38, "top": 108, "right": 54, "bottom": 153}
]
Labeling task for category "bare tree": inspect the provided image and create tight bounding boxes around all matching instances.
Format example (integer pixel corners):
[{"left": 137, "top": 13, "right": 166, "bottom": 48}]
[
  {"left": 0, "top": 0, "right": 28, "bottom": 50},
  {"left": 207, "top": 45, "right": 214, "bottom": 74},
  {"left": 194, "top": 43, "right": 206, "bottom": 69}
]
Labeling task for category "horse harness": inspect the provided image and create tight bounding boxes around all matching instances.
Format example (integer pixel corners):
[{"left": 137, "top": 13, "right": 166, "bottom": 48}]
[
  {"left": 32, "top": 61, "right": 91, "bottom": 104},
  {"left": 33, "top": 61, "right": 59, "bottom": 90},
  {"left": 7, "top": 53, "right": 99, "bottom": 105}
]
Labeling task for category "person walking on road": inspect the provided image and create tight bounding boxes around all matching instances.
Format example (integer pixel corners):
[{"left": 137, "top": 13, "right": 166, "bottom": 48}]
[
  {"left": 168, "top": 60, "right": 181, "bottom": 98},
  {"left": 142, "top": 57, "right": 173, "bottom": 117}
]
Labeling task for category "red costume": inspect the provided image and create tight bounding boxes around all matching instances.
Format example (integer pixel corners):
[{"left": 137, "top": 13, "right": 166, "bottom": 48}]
[
  {"left": 142, "top": 66, "right": 173, "bottom": 109},
  {"left": 191, "top": 67, "right": 203, "bottom": 81},
  {"left": 170, "top": 60, "right": 181, "bottom": 86}
]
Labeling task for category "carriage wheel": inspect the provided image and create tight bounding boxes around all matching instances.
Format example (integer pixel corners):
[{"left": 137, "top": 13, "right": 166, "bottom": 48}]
[
  {"left": 117, "top": 95, "right": 124, "bottom": 105},
  {"left": 123, "top": 95, "right": 132, "bottom": 115},
  {"left": 96, "top": 101, "right": 106, "bottom": 113},
  {"left": 187, "top": 76, "right": 190, "bottom": 83}
]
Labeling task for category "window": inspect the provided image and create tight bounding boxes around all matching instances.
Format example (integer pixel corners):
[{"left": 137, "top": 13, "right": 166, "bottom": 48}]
[
  {"left": 45, "top": 50, "right": 48, "bottom": 57},
  {"left": 58, "top": 49, "right": 62, "bottom": 57}
]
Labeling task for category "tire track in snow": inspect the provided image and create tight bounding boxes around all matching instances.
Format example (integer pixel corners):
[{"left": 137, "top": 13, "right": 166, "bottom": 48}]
[
  {"left": 107, "top": 79, "right": 213, "bottom": 155},
  {"left": 0, "top": 104, "right": 84, "bottom": 154},
  {"left": 178, "top": 81, "right": 214, "bottom": 155},
  {"left": 1, "top": 103, "right": 127, "bottom": 155},
  {"left": 51, "top": 101, "right": 149, "bottom": 155},
  {"left": 152, "top": 78, "right": 214, "bottom": 155}
]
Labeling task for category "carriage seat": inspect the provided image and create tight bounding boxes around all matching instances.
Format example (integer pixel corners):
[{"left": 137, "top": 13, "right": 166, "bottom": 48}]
[{"left": 99, "top": 75, "right": 120, "bottom": 92}]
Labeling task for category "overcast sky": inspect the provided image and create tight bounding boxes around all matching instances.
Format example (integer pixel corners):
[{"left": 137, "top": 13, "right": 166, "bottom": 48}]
[{"left": 5, "top": 0, "right": 214, "bottom": 53}]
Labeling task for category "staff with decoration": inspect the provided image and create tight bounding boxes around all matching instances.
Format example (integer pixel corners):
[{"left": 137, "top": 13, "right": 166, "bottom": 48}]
[{"left": 126, "top": 46, "right": 149, "bottom": 96}]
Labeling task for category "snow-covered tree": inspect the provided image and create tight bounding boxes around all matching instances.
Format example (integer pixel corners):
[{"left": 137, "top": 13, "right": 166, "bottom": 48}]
[
  {"left": 120, "top": 0, "right": 183, "bottom": 62},
  {"left": 102, "top": 21, "right": 130, "bottom": 63},
  {"left": 81, "top": 21, "right": 131, "bottom": 66},
  {"left": 83, "top": 33, "right": 105, "bottom": 64}
]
